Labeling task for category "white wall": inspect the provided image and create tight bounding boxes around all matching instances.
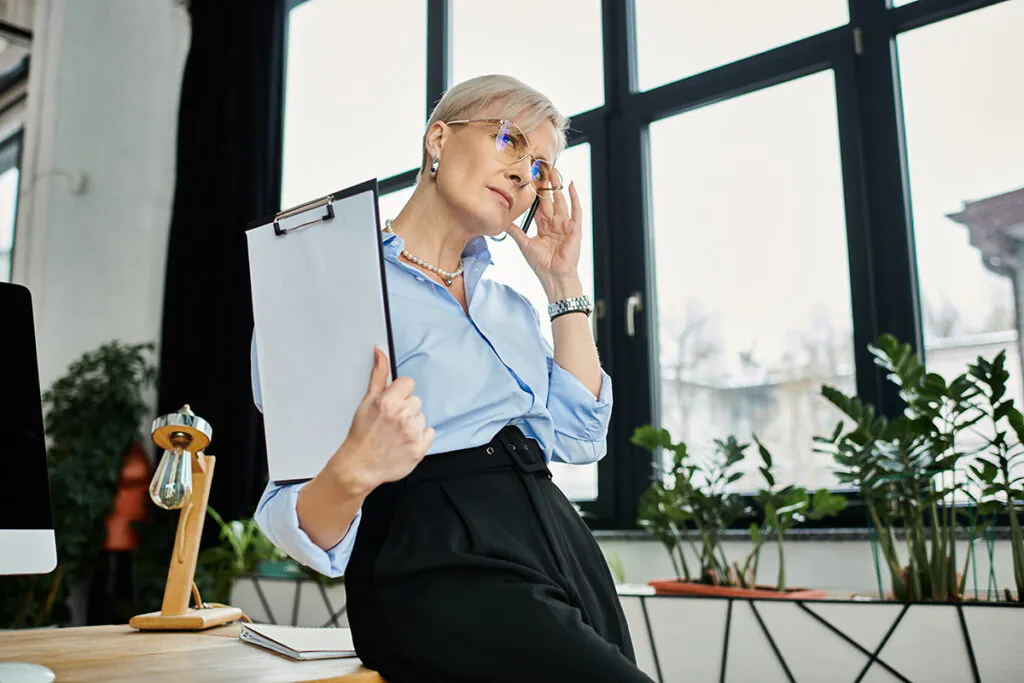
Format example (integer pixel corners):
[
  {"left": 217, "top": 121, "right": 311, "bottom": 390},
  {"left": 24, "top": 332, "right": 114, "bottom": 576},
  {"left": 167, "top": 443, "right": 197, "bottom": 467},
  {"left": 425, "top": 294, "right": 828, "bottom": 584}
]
[
  {"left": 598, "top": 536, "right": 1017, "bottom": 598},
  {"left": 12, "top": 0, "right": 189, "bottom": 393}
]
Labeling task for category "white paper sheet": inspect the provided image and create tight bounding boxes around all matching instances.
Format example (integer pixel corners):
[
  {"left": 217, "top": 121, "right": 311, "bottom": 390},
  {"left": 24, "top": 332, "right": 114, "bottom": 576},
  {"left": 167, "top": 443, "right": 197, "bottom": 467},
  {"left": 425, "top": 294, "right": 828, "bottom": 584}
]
[{"left": 246, "top": 181, "right": 393, "bottom": 482}]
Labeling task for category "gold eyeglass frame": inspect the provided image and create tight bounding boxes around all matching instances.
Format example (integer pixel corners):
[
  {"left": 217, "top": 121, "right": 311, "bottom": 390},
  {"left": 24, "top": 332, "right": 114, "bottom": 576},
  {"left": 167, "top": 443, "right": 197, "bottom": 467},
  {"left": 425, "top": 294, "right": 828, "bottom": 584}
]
[{"left": 444, "top": 118, "right": 564, "bottom": 197}]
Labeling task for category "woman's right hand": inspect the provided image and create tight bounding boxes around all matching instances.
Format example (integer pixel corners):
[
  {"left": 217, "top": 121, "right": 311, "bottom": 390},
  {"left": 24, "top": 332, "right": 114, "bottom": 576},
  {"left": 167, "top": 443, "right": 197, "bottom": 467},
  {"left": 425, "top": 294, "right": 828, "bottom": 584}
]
[{"left": 332, "top": 346, "right": 435, "bottom": 491}]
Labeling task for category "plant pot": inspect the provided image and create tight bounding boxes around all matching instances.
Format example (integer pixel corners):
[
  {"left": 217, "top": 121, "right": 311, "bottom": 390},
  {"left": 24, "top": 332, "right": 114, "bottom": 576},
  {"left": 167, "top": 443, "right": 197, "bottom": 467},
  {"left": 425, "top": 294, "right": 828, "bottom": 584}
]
[{"left": 648, "top": 578, "right": 825, "bottom": 600}]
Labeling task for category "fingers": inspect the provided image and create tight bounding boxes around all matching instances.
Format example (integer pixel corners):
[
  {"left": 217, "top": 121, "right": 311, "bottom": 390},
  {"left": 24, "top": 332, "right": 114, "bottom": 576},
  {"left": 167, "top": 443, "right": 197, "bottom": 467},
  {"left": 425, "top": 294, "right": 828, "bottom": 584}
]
[
  {"left": 383, "top": 375, "right": 416, "bottom": 400},
  {"left": 374, "top": 375, "right": 415, "bottom": 425},
  {"left": 405, "top": 411, "right": 426, "bottom": 436},
  {"left": 366, "top": 346, "right": 390, "bottom": 396},
  {"left": 377, "top": 382, "right": 428, "bottom": 442},
  {"left": 506, "top": 221, "right": 530, "bottom": 251},
  {"left": 539, "top": 187, "right": 556, "bottom": 222},
  {"left": 398, "top": 395, "right": 423, "bottom": 422},
  {"left": 552, "top": 179, "right": 569, "bottom": 217},
  {"left": 421, "top": 426, "right": 436, "bottom": 451}
]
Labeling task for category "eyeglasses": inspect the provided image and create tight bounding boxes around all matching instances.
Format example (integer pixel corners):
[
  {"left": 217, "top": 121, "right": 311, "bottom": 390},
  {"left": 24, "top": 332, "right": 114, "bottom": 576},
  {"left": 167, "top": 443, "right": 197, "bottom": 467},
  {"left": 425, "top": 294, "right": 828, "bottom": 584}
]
[{"left": 445, "top": 118, "right": 563, "bottom": 197}]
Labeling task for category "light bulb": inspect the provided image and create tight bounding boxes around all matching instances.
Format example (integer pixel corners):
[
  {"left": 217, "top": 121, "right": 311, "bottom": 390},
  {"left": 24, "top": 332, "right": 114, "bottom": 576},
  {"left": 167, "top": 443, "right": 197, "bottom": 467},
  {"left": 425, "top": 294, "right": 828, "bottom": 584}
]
[{"left": 149, "top": 447, "right": 193, "bottom": 510}]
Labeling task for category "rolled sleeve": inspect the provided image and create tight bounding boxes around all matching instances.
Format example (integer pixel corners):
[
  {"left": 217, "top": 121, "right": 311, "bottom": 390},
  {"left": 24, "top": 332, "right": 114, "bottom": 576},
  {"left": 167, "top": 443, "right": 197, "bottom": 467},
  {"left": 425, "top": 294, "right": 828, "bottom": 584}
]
[
  {"left": 254, "top": 481, "right": 359, "bottom": 579},
  {"left": 546, "top": 358, "right": 613, "bottom": 464}
]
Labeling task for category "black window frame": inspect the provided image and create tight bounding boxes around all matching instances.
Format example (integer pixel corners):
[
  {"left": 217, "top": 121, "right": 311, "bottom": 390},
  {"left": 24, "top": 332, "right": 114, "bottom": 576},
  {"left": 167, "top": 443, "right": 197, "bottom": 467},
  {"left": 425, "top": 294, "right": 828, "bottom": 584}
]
[{"left": 282, "top": 0, "right": 1016, "bottom": 530}]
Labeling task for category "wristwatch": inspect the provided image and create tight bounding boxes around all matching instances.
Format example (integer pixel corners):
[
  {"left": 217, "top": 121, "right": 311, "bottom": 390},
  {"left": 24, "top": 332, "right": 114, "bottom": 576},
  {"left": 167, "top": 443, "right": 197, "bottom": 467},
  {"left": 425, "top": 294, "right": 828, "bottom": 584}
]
[{"left": 548, "top": 295, "right": 593, "bottom": 321}]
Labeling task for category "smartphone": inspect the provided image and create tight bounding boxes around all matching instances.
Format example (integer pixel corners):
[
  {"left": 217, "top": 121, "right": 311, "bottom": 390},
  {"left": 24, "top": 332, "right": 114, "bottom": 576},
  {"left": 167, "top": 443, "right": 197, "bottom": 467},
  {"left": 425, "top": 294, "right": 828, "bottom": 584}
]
[{"left": 518, "top": 194, "right": 541, "bottom": 235}]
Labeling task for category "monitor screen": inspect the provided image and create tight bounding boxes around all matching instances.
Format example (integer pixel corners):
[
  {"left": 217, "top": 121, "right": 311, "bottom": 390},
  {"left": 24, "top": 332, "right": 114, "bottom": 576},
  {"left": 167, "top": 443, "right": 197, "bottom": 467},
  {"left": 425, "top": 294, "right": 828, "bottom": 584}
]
[{"left": 0, "top": 282, "right": 57, "bottom": 574}]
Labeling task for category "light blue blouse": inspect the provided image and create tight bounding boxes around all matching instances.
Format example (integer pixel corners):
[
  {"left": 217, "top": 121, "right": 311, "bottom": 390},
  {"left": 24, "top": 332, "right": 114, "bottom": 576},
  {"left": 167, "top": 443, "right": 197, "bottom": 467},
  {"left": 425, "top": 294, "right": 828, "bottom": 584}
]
[{"left": 252, "top": 229, "right": 613, "bottom": 577}]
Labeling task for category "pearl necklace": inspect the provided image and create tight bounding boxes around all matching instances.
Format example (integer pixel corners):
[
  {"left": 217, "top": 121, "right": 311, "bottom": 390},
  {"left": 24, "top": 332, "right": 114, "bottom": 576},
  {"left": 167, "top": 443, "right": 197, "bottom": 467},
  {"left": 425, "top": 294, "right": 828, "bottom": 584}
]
[{"left": 383, "top": 219, "right": 465, "bottom": 287}]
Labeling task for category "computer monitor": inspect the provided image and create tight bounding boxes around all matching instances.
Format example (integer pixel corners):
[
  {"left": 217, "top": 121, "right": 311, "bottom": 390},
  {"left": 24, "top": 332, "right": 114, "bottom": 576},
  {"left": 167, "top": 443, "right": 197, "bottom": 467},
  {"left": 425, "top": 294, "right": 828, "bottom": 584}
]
[{"left": 0, "top": 282, "right": 57, "bottom": 575}]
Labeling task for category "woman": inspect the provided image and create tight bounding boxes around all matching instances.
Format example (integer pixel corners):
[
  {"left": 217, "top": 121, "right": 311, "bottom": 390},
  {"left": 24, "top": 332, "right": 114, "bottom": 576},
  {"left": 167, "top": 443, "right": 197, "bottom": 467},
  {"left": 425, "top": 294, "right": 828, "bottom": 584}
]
[{"left": 252, "top": 74, "right": 654, "bottom": 683}]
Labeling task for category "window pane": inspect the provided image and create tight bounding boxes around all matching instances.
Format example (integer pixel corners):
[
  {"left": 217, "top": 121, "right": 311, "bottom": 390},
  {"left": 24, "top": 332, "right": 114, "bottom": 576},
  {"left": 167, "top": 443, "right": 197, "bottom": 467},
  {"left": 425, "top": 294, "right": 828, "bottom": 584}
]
[
  {"left": 451, "top": 0, "right": 603, "bottom": 115},
  {"left": 649, "top": 72, "right": 856, "bottom": 492},
  {"left": 898, "top": 2, "right": 1024, "bottom": 486},
  {"left": 488, "top": 143, "right": 598, "bottom": 501},
  {"left": 0, "top": 167, "right": 18, "bottom": 282},
  {"left": 635, "top": 1, "right": 848, "bottom": 91},
  {"left": 282, "top": 1, "right": 426, "bottom": 208},
  {"left": 377, "top": 186, "right": 416, "bottom": 227}
]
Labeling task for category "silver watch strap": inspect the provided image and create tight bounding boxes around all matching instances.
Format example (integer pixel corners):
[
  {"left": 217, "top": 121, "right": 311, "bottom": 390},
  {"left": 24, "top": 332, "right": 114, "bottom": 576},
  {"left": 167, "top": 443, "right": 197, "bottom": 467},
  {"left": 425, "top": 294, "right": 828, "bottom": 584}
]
[{"left": 548, "top": 295, "right": 593, "bottom": 320}]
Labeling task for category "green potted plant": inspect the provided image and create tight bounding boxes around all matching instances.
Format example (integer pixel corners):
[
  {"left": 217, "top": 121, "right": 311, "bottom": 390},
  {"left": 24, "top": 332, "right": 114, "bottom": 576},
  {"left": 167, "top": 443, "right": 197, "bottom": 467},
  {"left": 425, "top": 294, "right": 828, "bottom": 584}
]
[
  {"left": 195, "top": 507, "right": 292, "bottom": 605},
  {"left": 743, "top": 437, "right": 848, "bottom": 592},
  {"left": 632, "top": 429, "right": 846, "bottom": 598},
  {"left": 815, "top": 334, "right": 1021, "bottom": 602},
  {"left": 618, "top": 335, "right": 1024, "bottom": 682},
  {"left": 0, "top": 341, "right": 157, "bottom": 628},
  {"left": 967, "top": 351, "right": 1024, "bottom": 601}
]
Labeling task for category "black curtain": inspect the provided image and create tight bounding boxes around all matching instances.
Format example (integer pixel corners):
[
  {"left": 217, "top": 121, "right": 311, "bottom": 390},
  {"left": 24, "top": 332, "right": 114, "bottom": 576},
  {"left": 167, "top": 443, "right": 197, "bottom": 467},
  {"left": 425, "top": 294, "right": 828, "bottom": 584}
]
[{"left": 156, "top": 1, "right": 285, "bottom": 522}]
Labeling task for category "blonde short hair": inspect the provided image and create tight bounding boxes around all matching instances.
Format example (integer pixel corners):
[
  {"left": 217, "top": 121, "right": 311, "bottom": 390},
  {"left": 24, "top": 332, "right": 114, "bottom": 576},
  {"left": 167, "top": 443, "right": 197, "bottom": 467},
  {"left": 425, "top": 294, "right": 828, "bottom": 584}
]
[{"left": 418, "top": 74, "right": 569, "bottom": 182}]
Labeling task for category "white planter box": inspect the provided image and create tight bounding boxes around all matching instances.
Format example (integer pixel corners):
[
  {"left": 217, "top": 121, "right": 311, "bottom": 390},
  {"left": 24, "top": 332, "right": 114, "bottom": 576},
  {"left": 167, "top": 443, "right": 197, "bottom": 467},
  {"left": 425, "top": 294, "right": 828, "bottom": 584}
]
[
  {"left": 617, "top": 588, "right": 1024, "bottom": 683},
  {"left": 230, "top": 575, "right": 348, "bottom": 628}
]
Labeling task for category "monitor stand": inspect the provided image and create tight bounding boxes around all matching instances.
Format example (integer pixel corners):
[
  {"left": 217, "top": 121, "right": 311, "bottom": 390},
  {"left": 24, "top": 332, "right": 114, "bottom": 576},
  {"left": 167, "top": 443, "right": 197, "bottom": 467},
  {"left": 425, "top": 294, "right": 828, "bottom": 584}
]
[{"left": 0, "top": 662, "right": 55, "bottom": 682}]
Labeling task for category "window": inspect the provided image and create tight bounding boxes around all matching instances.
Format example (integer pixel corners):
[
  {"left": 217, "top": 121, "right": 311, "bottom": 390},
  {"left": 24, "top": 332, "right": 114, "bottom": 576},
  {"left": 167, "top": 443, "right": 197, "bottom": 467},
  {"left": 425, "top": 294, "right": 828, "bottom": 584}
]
[
  {"left": 648, "top": 72, "right": 856, "bottom": 492},
  {"left": 0, "top": 133, "right": 21, "bottom": 282},
  {"left": 898, "top": 0, "right": 1024, "bottom": 462},
  {"left": 634, "top": 0, "right": 848, "bottom": 91},
  {"left": 450, "top": 0, "right": 604, "bottom": 115},
  {"left": 282, "top": 0, "right": 1021, "bottom": 529},
  {"left": 281, "top": 0, "right": 426, "bottom": 208}
]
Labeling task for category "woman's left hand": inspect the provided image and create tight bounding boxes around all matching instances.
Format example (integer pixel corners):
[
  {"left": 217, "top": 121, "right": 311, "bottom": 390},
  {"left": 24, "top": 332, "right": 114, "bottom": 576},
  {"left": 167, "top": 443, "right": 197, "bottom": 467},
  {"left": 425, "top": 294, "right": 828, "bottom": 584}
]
[{"left": 506, "top": 180, "right": 583, "bottom": 289}]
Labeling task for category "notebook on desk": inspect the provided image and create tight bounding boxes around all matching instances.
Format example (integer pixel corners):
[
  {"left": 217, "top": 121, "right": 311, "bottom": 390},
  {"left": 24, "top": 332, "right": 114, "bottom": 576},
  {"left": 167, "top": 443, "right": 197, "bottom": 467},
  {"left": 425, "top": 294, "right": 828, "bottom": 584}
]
[{"left": 239, "top": 623, "right": 358, "bottom": 661}]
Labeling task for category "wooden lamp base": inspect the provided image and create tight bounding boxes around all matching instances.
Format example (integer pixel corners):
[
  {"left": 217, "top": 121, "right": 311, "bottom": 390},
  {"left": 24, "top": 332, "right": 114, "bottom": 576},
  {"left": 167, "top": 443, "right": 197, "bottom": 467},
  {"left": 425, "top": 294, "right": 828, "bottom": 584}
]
[
  {"left": 131, "top": 448, "right": 245, "bottom": 631},
  {"left": 129, "top": 606, "right": 244, "bottom": 631}
]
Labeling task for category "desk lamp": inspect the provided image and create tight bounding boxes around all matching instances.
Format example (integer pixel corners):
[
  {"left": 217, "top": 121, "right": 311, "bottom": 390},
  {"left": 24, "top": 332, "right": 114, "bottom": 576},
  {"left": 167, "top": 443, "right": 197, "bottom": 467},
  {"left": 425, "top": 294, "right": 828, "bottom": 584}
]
[{"left": 129, "top": 404, "right": 244, "bottom": 630}]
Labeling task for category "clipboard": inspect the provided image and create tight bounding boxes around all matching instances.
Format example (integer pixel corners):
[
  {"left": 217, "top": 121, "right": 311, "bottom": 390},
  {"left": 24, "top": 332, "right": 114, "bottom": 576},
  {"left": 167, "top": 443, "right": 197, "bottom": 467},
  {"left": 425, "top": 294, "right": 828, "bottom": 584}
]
[{"left": 246, "top": 179, "right": 397, "bottom": 484}]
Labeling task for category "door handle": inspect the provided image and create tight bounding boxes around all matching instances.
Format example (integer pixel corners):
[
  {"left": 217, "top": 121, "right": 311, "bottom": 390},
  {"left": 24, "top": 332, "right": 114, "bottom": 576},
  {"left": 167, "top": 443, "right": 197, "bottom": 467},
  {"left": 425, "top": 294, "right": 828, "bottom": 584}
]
[{"left": 626, "top": 292, "right": 643, "bottom": 337}]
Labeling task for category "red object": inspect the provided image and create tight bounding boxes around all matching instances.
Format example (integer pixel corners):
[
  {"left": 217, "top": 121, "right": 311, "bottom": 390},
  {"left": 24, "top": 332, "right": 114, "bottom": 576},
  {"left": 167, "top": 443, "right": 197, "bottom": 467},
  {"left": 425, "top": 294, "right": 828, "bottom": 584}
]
[
  {"left": 104, "top": 441, "right": 152, "bottom": 551},
  {"left": 648, "top": 578, "right": 825, "bottom": 600}
]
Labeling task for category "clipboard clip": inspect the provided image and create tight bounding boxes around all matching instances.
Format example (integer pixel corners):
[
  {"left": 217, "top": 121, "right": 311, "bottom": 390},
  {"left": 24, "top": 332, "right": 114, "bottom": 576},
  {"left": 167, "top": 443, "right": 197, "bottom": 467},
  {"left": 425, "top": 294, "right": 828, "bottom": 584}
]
[{"left": 273, "top": 194, "right": 335, "bottom": 236}]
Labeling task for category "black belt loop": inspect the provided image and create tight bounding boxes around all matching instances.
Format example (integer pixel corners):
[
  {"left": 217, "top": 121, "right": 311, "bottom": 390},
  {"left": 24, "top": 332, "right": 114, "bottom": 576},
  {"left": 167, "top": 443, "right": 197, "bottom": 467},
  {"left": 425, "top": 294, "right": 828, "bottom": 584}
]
[{"left": 497, "top": 425, "right": 548, "bottom": 475}]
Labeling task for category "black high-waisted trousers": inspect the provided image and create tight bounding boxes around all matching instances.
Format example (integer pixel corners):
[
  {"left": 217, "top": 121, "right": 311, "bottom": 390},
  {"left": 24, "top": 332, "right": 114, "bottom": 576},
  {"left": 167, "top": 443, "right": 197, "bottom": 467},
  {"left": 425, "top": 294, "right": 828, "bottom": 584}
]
[{"left": 344, "top": 425, "right": 655, "bottom": 683}]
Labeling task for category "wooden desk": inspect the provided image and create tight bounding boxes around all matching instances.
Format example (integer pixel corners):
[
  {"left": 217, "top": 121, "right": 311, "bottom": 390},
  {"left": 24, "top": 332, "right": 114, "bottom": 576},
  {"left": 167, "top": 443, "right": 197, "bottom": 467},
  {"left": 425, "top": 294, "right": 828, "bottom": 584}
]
[{"left": 0, "top": 624, "right": 385, "bottom": 683}]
